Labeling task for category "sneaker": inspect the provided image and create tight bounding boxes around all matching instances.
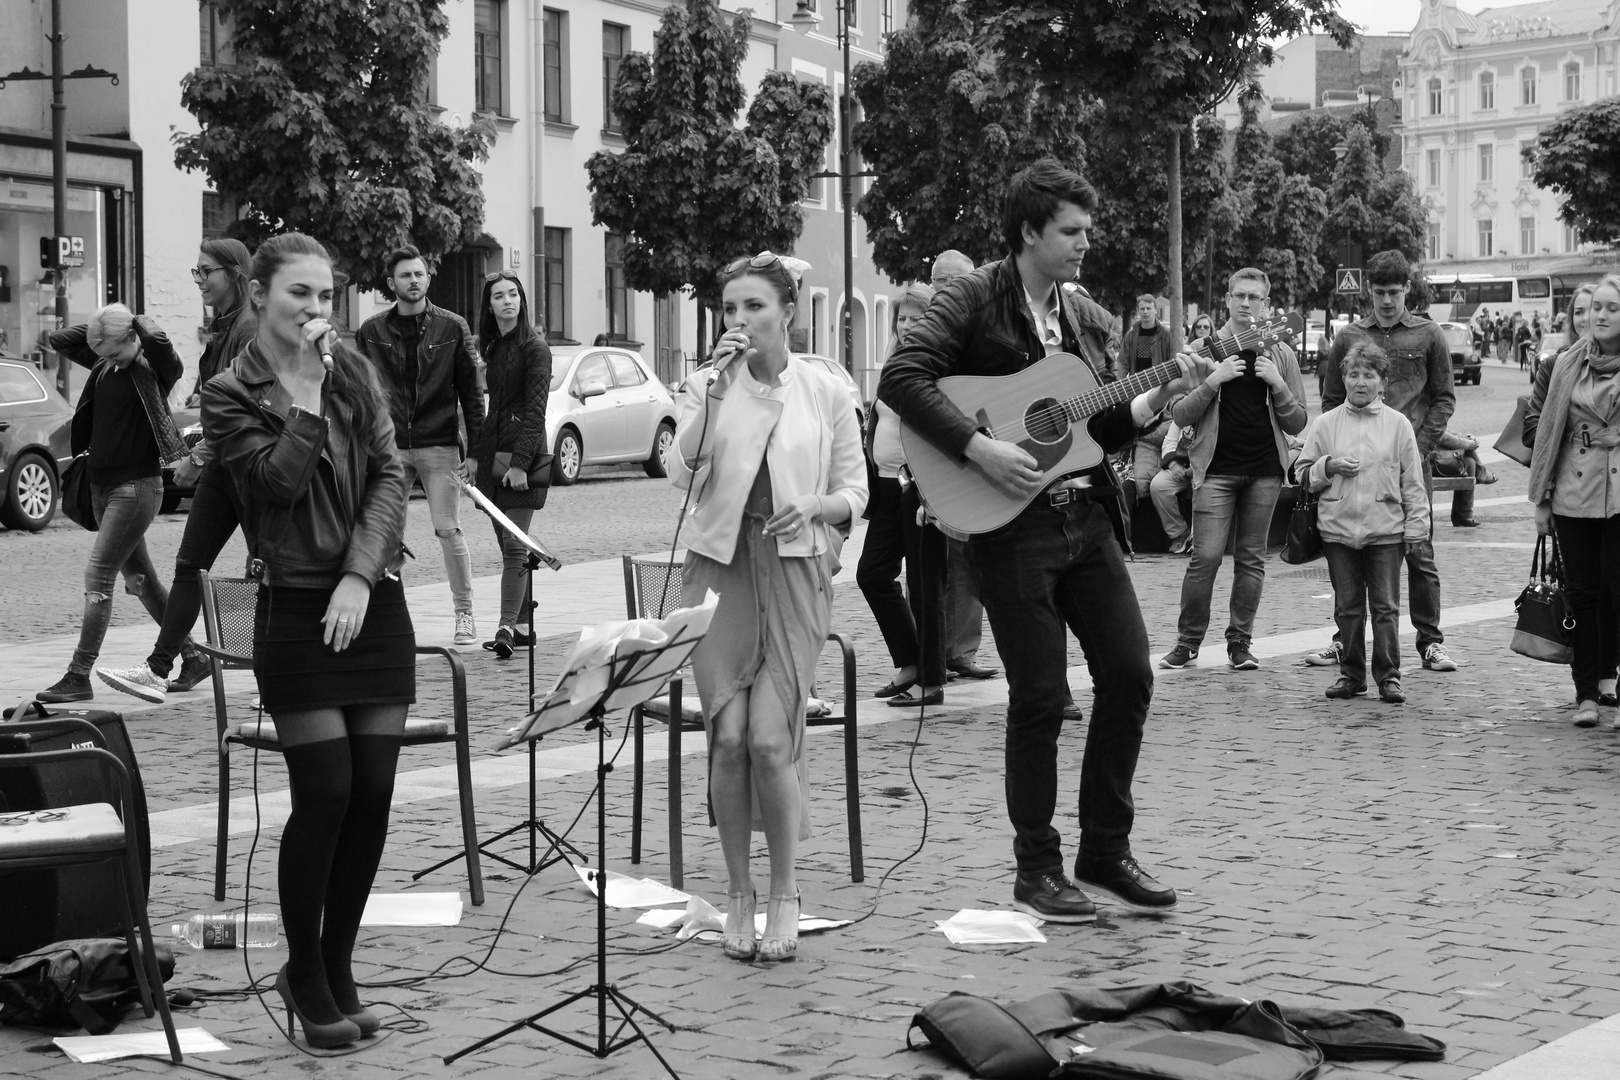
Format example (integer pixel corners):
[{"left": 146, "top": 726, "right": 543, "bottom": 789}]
[
  {"left": 1325, "top": 678, "right": 1367, "bottom": 699},
  {"left": 1303, "top": 641, "right": 1343, "bottom": 667},
  {"left": 1011, "top": 871, "right": 1096, "bottom": 924},
  {"left": 1422, "top": 643, "right": 1457, "bottom": 671},
  {"left": 454, "top": 612, "right": 477, "bottom": 646},
  {"left": 1073, "top": 854, "right": 1178, "bottom": 913},
  {"left": 490, "top": 625, "right": 515, "bottom": 660},
  {"left": 36, "top": 672, "right": 92, "bottom": 703},
  {"left": 167, "top": 651, "right": 213, "bottom": 693},
  {"left": 1228, "top": 645, "right": 1259, "bottom": 670},
  {"left": 96, "top": 664, "right": 168, "bottom": 705},
  {"left": 1574, "top": 700, "right": 1600, "bottom": 728},
  {"left": 1158, "top": 645, "right": 1198, "bottom": 669},
  {"left": 1378, "top": 679, "right": 1406, "bottom": 704}
]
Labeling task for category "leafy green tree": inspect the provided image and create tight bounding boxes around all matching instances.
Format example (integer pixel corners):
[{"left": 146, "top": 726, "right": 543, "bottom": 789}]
[
  {"left": 1526, "top": 98, "right": 1620, "bottom": 244},
  {"left": 174, "top": 0, "right": 492, "bottom": 288},
  {"left": 1319, "top": 124, "right": 1423, "bottom": 308},
  {"left": 850, "top": 0, "right": 1089, "bottom": 282},
  {"left": 587, "top": 0, "right": 833, "bottom": 353},
  {"left": 1224, "top": 102, "right": 1326, "bottom": 310}
]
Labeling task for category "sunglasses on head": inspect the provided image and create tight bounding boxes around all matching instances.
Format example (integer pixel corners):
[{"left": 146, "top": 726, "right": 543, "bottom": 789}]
[
  {"left": 484, "top": 271, "right": 521, "bottom": 285},
  {"left": 723, "top": 252, "right": 782, "bottom": 275}
]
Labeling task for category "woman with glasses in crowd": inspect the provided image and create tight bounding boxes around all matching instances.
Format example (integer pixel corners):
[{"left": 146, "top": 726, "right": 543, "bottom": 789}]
[
  {"left": 203, "top": 233, "right": 411, "bottom": 1048},
  {"left": 471, "top": 271, "right": 552, "bottom": 659},
  {"left": 35, "top": 305, "right": 189, "bottom": 704},
  {"left": 98, "top": 238, "right": 260, "bottom": 704},
  {"left": 669, "top": 252, "right": 867, "bottom": 964}
]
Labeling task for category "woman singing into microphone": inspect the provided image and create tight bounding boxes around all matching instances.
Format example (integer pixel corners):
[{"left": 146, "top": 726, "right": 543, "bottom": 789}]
[
  {"left": 202, "top": 233, "right": 411, "bottom": 1047},
  {"left": 670, "top": 253, "right": 867, "bottom": 963}
]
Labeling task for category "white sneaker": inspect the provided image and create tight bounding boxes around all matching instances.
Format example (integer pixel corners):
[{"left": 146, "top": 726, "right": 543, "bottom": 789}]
[
  {"left": 454, "top": 612, "right": 477, "bottom": 645},
  {"left": 1303, "top": 641, "right": 1343, "bottom": 667},
  {"left": 1422, "top": 643, "right": 1458, "bottom": 671},
  {"left": 96, "top": 664, "right": 168, "bottom": 705}
]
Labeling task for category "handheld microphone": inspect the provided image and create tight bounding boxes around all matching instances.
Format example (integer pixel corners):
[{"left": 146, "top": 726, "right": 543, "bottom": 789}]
[{"left": 321, "top": 349, "right": 334, "bottom": 373}]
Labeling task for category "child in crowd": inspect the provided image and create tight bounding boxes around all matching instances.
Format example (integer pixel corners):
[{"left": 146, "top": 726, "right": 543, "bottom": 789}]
[{"left": 1297, "top": 341, "right": 1430, "bottom": 705}]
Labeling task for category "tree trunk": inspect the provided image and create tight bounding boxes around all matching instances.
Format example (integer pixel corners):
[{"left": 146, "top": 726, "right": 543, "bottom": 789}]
[{"left": 1167, "top": 126, "right": 1184, "bottom": 353}]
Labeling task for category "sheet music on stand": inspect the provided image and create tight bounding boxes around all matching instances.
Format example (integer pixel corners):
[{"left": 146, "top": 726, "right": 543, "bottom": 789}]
[
  {"left": 454, "top": 473, "right": 563, "bottom": 571},
  {"left": 499, "top": 590, "right": 719, "bottom": 749}
]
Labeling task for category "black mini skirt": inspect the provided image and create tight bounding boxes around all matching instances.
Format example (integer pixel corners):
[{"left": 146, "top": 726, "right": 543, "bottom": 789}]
[{"left": 255, "top": 575, "right": 416, "bottom": 713}]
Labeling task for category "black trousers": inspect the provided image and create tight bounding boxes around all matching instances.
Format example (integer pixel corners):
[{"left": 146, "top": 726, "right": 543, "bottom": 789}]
[
  {"left": 1552, "top": 514, "right": 1620, "bottom": 702},
  {"left": 855, "top": 476, "right": 946, "bottom": 685},
  {"left": 147, "top": 461, "right": 242, "bottom": 677}
]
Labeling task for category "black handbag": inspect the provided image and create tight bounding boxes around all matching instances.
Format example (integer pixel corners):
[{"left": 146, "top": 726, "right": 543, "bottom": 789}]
[
  {"left": 493, "top": 450, "right": 554, "bottom": 490},
  {"left": 1280, "top": 488, "right": 1321, "bottom": 564},
  {"left": 0, "top": 939, "right": 175, "bottom": 1034},
  {"left": 60, "top": 453, "right": 96, "bottom": 532},
  {"left": 1511, "top": 533, "right": 1573, "bottom": 664}
]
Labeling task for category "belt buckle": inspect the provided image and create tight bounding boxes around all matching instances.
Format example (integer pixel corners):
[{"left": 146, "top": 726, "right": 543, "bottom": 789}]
[
  {"left": 1049, "top": 488, "right": 1075, "bottom": 508},
  {"left": 1582, "top": 429, "right": 1593, "bottom": 449}
]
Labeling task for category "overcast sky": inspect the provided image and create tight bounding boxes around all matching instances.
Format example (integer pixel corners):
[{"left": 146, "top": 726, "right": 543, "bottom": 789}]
[{"left": 1333, "top": 0, "right": 1496, "bottom": 36}]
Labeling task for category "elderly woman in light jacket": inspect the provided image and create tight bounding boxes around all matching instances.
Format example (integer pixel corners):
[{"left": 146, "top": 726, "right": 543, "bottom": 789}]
[{"left": 670, "top": 252, "right": 867, "bottom": 964}]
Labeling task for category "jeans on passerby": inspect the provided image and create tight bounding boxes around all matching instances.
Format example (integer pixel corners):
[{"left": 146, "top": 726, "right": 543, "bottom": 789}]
[
  {"left": 1149, "top": 461, "right": 1191, "bottom": 544},
  {"left": 1131, "top": 440, "right": 1161, "bottom": 500},
  {"left": 145, "top": 462, "right": 239, "bottom": 677},
  {"left": 969, "top": 499, "right": 1153, "bottom": 871},
  {"left": 490, "top": 506, "right": 535, "bottom": 628},
  {"left": 401, "top": 445, "right": 473, "bottom": 615},
  {"left": 944, "top": 538, "right": 984, "bottom": 667},
  {"left": 1175, "top": 474, "right": 1284, "bottom": 650},
  {"left": 1405, "top": 467, "right": 1444, "bottom": 656},
  {"left": 1552, "top": 514, "right": 1620, "bottom": 703},
  {"left": 71, "top": 477, "right": 168, "bottom": 675},
  {"left": 855, "top": 477, "right": 946, "bottom": 686},
  {"left": 1323, "top": 541, "right": 1404, "bottom": 688}
]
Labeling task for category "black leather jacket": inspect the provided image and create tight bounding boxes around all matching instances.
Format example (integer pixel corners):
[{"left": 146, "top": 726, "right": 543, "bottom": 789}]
[
  {"left": 355, "top": 301, "right": 485, "bottom": 453},
  {"left": 877, "top": 256, "right": 1139, "bottom": 545},
  {"left": 201, "top": 341, "right": 407, "bottom": 590}
]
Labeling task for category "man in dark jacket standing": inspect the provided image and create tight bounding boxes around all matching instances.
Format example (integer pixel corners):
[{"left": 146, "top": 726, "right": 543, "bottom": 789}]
[
  {"left": 880, "top": 160, "right": 1201, "bottom": 924},
  {"left": 356, "top": 246, "right": 485, "bottom": 645}
]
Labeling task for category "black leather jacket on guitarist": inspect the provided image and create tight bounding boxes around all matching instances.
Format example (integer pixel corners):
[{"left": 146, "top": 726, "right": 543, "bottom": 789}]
[{"left": 877, "top": 256, "right": 1140, "bottom": 546}]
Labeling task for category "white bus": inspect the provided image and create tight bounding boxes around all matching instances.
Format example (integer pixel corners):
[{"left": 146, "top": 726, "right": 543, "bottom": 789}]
[{"left": 1425, "top": 274, "right": 1554, "bottom": 325}]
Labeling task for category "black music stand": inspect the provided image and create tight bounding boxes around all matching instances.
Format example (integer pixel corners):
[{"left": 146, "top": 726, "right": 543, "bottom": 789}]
[{"left": 443, "top": 607, "right": 713, "bottom": 1077}]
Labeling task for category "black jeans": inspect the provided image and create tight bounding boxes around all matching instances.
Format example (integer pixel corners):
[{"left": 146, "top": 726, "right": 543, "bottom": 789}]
[
  {"left": 855, "top": 477, "right": 947, "bottom": 685},
  {"left": 1552, "top": 514, "right": 1620, "bottom": 702},
  {"left": 146, "top": 462, "right": 241, "bottom": 677},
  {"left": 1323, "top": 541, "right": 1403, "bottom": 687},
  {"left": 970, "top": 498, "right": 1153, "bottom": 872}
]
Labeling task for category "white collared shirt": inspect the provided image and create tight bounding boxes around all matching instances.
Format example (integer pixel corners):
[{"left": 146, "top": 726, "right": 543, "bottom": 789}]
[{"left": 1023, "top": 283, "right": 1065, "bottom": 357}]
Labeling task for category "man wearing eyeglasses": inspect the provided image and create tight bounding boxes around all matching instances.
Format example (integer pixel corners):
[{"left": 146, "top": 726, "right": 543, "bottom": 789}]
[
  {"left": 1160, "top": 268, "right": 1308, "bottom": 673},
  {"left": 356, "top": 245, "right": 485, "bottom": 645}
]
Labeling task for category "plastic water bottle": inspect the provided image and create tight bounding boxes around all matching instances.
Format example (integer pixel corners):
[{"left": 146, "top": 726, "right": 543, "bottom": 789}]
[{"left": 170, "top": 912, "right": 280, "bottom": 949}]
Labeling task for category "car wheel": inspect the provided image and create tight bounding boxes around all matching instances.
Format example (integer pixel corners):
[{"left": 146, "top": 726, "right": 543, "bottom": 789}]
[
  {"left": 553, "top": 428, "right": 582, "bottom": 486},
  {"left": 1, "top": 452, "right": 58, "bottom": 531},
  {"left": 643, "top": 422, "right": 675, "bottom": 478}
]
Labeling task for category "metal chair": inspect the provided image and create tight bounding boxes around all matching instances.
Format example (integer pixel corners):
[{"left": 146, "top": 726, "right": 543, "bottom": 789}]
[
  {"left": 196, "top": 570, "right": 484, "bottom": 906},
  {"left": 0, "top": 715, "right": 182, "bottom": 1063},
  {"left": 621, "top": 553, "right": 864, "bottom": 889}
]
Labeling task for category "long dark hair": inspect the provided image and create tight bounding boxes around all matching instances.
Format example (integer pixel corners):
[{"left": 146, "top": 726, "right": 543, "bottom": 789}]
[
  {"left": 477, "top": 271, "right": 534, "bottom": 355},
  {"left": 249, "top": 232, "right": 381, "bottom": 428},
  {"left": 200, "top": 237, "right": 253, "bottom": 316}
]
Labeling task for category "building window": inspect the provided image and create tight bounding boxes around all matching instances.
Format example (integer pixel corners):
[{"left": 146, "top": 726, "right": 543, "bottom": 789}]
[
  {"left": 1520, "top": 215, "right": 1536, "bottom": 255},
  {"left": 543, "top": 227, "right": 569, "bottom": 340},
  {"left": 1565, "top": 62, "right": 1581, "bottom": 101},
  {"left": 1521, "top": 65, "right": 1537, "bottom": 106},
  {"left": 603, "top": 24, "right": 627, "bottom": 133},
  {"left": 474, "top": 0, "right": 504, "bottom": 114},
  {"left": 1565, "top": 222, "right": 1580, "bottom": 252},
  {"left": 1520, "top": 139, "right": 1535, "bottom": 179},
  {"left": 1427, "top": 77, "right": 1442, "bottom": 115},
  {"left": 605, "top": 233, "right": 631, "bottom": 340},
  {"left": 543, "top": 9, "right": 569, "bottom": 124},
  {"left": 1426, "top": 148, "right": 1441, "bottom": 188},
  {"left": 1425, "top": 227, "right": 1440, "bottom": 262},
  {"left": 1478, "top": 70, "right": 1494, "bottom": 110},
  {"left": 846, "top": 0, "right": 857, "bottom": 29},
  {"left": 1477, "top": 218, "right": 1493, "bottom": 258},
  {"left": 199, "top": 2, "right": 233, "bottom": 67},
  {"left": 202, "top": 192, "right": 233, "bottom": 239},
  {"left": 881, "top": 0, "right": 893, "bottom": 35},
  {"left": 1477, "top": 143, "right": 1493, "bottom": 184}
]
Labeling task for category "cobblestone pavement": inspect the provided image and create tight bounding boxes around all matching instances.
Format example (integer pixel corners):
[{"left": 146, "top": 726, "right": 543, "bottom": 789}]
[{"left": 6, "top": 365, "right": 1616, "bottom": 1079}]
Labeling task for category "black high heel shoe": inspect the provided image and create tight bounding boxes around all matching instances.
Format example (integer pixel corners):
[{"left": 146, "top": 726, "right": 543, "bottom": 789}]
[
  {"left": 274, "top": 966, "right": 361, "bottom": 1048},
  {"left": 340, "top": 1005, "right": 380, "bottom": 1037}
]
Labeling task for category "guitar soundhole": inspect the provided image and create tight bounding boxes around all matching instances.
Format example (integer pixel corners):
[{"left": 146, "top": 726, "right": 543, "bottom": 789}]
[{"left": 1024, "top": 398, "right": 1070, "bottom": 444}]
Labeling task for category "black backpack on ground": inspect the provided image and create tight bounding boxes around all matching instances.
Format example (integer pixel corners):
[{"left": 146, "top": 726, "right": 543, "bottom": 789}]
[{"left": 0, "top": 938, "right": 176, "bottom": 1034}]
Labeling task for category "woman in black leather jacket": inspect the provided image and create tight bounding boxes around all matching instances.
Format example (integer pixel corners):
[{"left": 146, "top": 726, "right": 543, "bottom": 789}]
[
  {"left": 201, "top": 232, "right": 409, "bottom": 1049},
  {"left": 470, "top": 271, "right": 551, "bottom": 658}
]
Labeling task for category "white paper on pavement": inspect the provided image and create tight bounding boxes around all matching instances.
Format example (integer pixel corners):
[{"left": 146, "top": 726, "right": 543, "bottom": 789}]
[
  {"left": 359, "top": 892, "right": 464, "bottom": 926},
  {"left": 54, "top": 1028, "right": 230, "bottom": 1062},
  {"left": 635, "top": 895, "right": 851, "bottom": 940},
  {"left": 574, "top": 866, "right": 692, "bottom": 908},
  {"left": 935, "top": 909, "right": 1047, "bottom": 945}
]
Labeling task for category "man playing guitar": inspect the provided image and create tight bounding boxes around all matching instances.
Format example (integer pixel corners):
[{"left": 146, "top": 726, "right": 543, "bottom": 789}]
[{"left": 878, "top": 159, "right": 1204, "bottom": 923}]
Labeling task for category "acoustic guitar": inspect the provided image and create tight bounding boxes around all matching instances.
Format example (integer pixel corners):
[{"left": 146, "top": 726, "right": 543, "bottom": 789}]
[{"left": 899, "top": 313, "right": 1302, "bottom": 535}]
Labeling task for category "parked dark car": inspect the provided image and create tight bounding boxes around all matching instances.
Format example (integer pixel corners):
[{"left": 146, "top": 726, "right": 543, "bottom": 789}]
[
  {"left": 0, "top": 354, "right": 73, "bottom": 531},
  {"left": 1438, "top": 322, "right": 1483, "bottom": 386}
]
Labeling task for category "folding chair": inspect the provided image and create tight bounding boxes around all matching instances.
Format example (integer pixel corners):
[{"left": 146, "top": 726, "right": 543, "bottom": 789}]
[
  {"left": 621, "top": 553, "right": 863, "bottom": 889},
  {"left": 197, "top": 570, "right": 484, "bottom": 905},
  {"left": 0, "top": 715, "right": 182, "bottom": 1063}
]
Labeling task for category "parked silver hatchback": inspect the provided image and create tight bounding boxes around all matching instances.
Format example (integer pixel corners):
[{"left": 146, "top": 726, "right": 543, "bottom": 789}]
[{"left": 546, "top": 346, "right": 677, "bottom": 485}]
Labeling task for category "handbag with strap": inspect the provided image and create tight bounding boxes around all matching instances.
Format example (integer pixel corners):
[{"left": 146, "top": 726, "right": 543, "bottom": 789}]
[
  {"left": 60, "top": 453, "right": 96, "bottom": 532},
  {"left": 1511, "top": 533, "right": 1573, "bottom": 664},
  {"left": 492, "top": 450, "right": 554, "bottom": 490},
  {"left": 1493, "top": 396, "right": 1532, "bottom": 467},
  {"left": 1280, "top": 488, "right": 1322, "bottom": 565}
]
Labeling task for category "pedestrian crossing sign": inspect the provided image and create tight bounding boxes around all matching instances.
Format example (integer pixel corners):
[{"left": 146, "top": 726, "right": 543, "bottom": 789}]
[
  {"left": 1450, "top": 289, "right": 1467, "bottom": 305},
  {"left": 1335, "top": 268, "right": 1363, "bottom": 294}
]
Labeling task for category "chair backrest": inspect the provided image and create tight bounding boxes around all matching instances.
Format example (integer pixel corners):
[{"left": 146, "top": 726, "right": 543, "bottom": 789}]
[
  {"left": 198, "top": 571, "right": 259, "bottom": 667},
  {"left": 623, "top": 554, "right": 685, "bottom": 620}
]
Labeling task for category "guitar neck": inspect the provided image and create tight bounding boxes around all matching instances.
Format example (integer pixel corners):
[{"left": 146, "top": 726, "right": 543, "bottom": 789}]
[{"left": 1066, "top": 330, "right": 1264, "bottom": 421}]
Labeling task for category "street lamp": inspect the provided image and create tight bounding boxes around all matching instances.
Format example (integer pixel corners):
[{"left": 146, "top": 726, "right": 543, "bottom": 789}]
[{"left": 789, "top": 0, "right": 855, "bottom": 376}]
